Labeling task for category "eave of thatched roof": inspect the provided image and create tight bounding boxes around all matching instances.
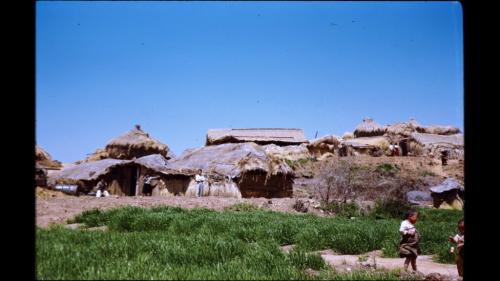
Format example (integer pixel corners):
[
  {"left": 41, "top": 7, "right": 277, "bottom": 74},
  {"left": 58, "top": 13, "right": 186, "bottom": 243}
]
[
  {"left": 206, "top": 128, "right": 308, "bottom": 146},
  {"left": 36, "top": 145, "right": 62, "bottom": 169},
  {"left": 166, "top": 143, "right": 294, "bottom": 178},
  {"left": 410, "top": 133, "right": 463, "bottom": 147},
  {"left": 353, "top": 118, "right": 386, "bottom": 137},
  {"left": 54, "top": 159, "right": 128, "bottom": 182}
]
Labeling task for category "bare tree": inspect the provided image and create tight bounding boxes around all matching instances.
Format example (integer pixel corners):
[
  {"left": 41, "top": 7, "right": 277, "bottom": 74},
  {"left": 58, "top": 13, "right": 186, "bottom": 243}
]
[{"left": 315, "top": 159, "right": 367, "bottom": 204}]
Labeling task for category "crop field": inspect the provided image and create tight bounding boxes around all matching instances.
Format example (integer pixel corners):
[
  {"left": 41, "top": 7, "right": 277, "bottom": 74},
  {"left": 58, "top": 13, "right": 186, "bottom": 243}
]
[{"left": 36, "top": 205, "right": 462, "bottom": 280}]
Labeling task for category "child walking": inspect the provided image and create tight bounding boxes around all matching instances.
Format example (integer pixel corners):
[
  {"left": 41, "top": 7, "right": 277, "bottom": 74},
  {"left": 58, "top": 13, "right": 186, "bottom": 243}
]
[
  {"left": 449, "top": 218, "right": 464, "bottom": 277},
  {"left": 399, "top": 209, "right": 421, "bottom": 272}
]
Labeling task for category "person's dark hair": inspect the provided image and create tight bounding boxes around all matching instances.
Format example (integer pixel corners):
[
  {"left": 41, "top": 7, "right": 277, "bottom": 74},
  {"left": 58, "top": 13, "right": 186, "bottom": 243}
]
[
  {"left": 458, "top": 218, "right": 464, "bottom": 224},
  {"left": 405, "top": 209, "right": 418, "bottom": 219}
]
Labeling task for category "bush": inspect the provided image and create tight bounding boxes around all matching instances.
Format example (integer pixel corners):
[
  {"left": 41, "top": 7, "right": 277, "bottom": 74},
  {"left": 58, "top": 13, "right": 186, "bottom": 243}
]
[
  {"left": 320, "top": 201, "right": 363, "bottom": 217},
  {"left": 370, "top": 199, "right": 413, "bottom": 220},
  {"left": 375, "top": 163, "right": 400, "bottom": 176},
  {"left": 224, "top": 202, "right": 260, "bottom": 212}
]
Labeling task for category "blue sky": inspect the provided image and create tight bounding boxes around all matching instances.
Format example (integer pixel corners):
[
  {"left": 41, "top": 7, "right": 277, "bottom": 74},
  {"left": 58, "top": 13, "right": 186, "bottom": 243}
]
[{"left": 36, "top": 1, "right": 463, "bottom": 163}]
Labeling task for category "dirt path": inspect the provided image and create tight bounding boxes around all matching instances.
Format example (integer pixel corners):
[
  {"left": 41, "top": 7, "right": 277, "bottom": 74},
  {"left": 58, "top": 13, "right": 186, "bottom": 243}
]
[{"left": 319, "top": 250, "right": 459, "bottom": 280}]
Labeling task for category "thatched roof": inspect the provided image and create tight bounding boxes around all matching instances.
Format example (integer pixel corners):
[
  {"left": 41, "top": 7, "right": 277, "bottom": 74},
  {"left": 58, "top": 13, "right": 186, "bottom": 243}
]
[
  {"left": 410, "top": 133, "right": 463, "bottom": 147},
  {"left": 430, "top": 178, "right": 464, "bottom": 194},
  {"left": 54, "top": 154, "right": 172, "bottom": 184},
  {"left": 385, "top": 118, "right": 426, "bottom": 138},
  {"left": 35, "top": 145, "right": 62, "bottom": 169},
  {"left": 342, "top": 132, "right": 354, "bottom": 140},
  {"left": 166, "top": 143, "right": 293, "bottom": 178},
  {"left": 353, "top": 118, "right": 386, "bottom": 137},
  {"left": 262, "top": 144, "right": 311, "bottom": 161},
  {"left": 105, "top": 125, "right": 174, "bottom": 160},
  {"left": 342, "top": 136, "right": 390, "bottom": 149},
  {"left": 75, "top": 148, "right": 110, "bottom": 164},
  {"left": 206, "top": 128, "right": 308, "bottom": 146},
  {"left": 54, "top": 159, "right": 127, "bottom": 182},
  {"left": 133, "top": 154, "right": 169, "bottom": 172},
  {"left": 422, "top": 125, "right": 461, "bottom": 135},
  {"left": 307, "top": 135, "right": 341, "bottom": 148}
]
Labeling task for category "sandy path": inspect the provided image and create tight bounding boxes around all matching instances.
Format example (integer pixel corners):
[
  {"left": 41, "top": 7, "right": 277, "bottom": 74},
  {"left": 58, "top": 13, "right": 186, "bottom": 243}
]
[{"left": 319, "top": 251, "right": 459, "bottom": 280}]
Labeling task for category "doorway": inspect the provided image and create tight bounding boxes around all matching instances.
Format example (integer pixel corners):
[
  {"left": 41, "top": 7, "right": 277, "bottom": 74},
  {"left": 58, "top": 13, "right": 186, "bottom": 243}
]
[{"left": 399, "top": 140, "right": 408, "bottom": 156}]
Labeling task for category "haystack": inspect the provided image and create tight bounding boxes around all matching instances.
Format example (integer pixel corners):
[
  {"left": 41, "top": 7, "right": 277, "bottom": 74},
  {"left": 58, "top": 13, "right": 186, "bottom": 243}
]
[
  {"left": 353, "top": 118, "right": 386, "bottom": 138},
  {"left": 75, "top": 148, "right": 110, "bottom": 164},
  {"left": 307, "top": 135, "right": 341, "bottom": 156},
  {"left": 385, "top": 118, "right": 426, "bottom": 138},
  {"left": 36, "top": 145, "right": 62, "bottom": 169},
  {"left": 166, "top": 143, "right": 294, "bottom": 198},
  {"left": 206, "top": 128, "right": 308, "bottom": 146},
  {"left": 105, "top": 125, "right": 174, "bottom": 160}
]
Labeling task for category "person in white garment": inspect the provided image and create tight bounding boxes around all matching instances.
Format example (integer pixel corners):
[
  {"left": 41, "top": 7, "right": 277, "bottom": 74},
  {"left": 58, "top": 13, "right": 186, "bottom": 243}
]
[
  {"left": 195, "top": 169, "right": 206, "bottom": 197},
  {"left": 95, "top": 179, "right": 109, "bottom": 198}
]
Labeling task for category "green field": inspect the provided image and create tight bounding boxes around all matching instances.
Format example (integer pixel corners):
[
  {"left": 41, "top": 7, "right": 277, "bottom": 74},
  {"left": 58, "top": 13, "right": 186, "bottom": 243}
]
[{"left": 36, "top": 205, "right": 462, "bottom": 280}]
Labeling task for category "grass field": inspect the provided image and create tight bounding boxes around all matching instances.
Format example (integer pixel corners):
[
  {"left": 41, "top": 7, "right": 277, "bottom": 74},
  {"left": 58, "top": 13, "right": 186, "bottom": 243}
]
[{"left": 36, "top": 205, "right": 462, "bottom": 280}]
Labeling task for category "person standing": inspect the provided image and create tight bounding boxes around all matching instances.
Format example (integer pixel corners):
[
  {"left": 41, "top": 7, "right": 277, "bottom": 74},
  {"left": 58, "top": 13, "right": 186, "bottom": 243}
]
[
  {"left": 449, "top": 219, "right": 464, "bottom": 278},
  {"left": 195, "top": 170, "right": 206, "bottom": 197},
  {"left": 399, "top": 209, "right": 421, "bottom": 272}
]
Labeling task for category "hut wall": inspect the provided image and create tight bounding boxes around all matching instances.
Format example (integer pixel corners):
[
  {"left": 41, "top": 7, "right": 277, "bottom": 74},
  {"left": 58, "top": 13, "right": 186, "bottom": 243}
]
[
  {"left": 107, "top": 165, "right": 138, "bottom": 196},
  {"left": 237, "top": 171, "right": 293, "bottom": 198},
  {"left": 185, "top": 178, "right": 242, "bottom": 198},
  {"left": 162, "top": 175, "right": 192, "bottom": 196}
]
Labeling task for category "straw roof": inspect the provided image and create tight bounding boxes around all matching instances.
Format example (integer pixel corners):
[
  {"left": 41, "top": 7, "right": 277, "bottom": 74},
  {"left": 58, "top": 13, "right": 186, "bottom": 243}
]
[
  {"left": 35, "top": 145, "right": 62, "bottom": 169},
  {"left": 166, "top": 143, "right": 293, "bottom": 179},
  {"left": 422, "top": 125, "right": 461, "bottom": 135},
  {"left": 54, "top": 159, "right": 127, "bottom": 182},
  {"left": 430, "top": 178, "right": 464, "bottom": 194},
  {"left": 342, "top": 132, "right": 354, "bottom": 140},
  {"left": 262, "top": 144, "right": 311, "bottom": 162},
  {"left": 55, "top": 154, "right": 171, "bottom": 183},
  {"left": 105, "top": 125, "right": 174, "bottom": 160},
  {"left": 308, "top": 135, "right": 341, "bottom": 147},
  {"left": 206, "top": 128, "right": 308, "bottom": 146},
  {"left": 410, "top": 133, "right": 463, "bottom": 147},
  {"left": 342, "top": 136, "right": 390, "bottom": 149},
  {"left": 385, "top": 118, "right": 426, "bottom": 137},
  {"left": 353, "top": 118, "right": 386, "bottom": 137}
]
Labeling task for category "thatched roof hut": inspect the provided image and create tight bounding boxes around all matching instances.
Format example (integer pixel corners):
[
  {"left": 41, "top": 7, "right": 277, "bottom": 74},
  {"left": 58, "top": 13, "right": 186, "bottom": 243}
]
[
  {"left": 36, "top": 145, "right": 62, "bottom": 169},
  {"left": 206, "top": 128, "right": 308, "bottom": 146},
  {"left": 166, "top": 143, "right": 294, "bottom": 198},
  {"left": 353, "top": 118, "right": 386, "bottom": 138},
  {"left": 105, "top": 125, "right": 174, "bottom": 160},
  {"left": 408, "top": 133, "right": 464, "bottom": 159},
  {"left": 430, "top": 178, "right": 464, "bottom": 210}
]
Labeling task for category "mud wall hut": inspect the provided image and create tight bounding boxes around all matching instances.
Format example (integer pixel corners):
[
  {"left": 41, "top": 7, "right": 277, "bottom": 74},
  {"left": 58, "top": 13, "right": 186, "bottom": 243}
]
[
  {"left": 341, "top": 136, "right": 390, "bottom": 156},
  {"left": 165, "top": 142, "right": 295, "bottom": 198}
]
